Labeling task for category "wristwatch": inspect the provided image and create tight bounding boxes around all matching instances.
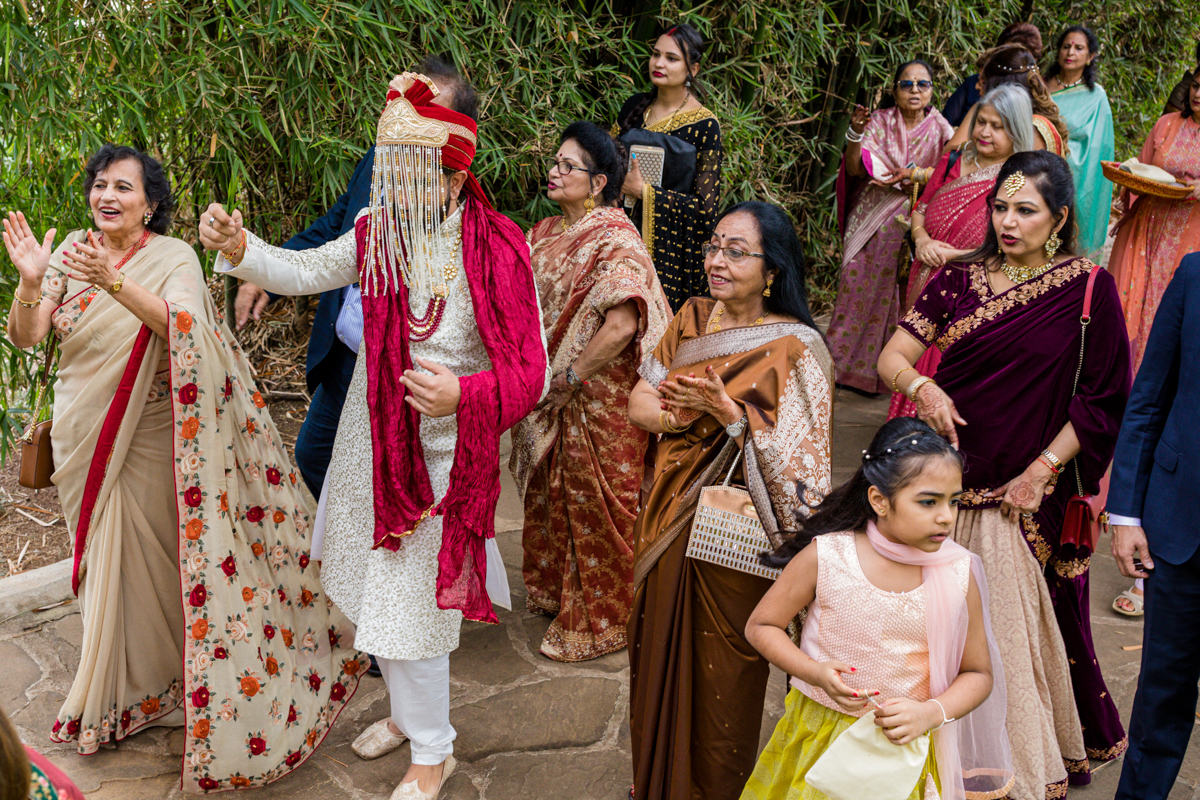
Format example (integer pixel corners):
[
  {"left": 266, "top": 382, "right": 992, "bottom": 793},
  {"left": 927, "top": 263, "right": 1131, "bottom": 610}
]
[
  {"left": 725, "top": 414, "right": 748, "bottom": 438},
  {"left": 564, "top": 365, "right": 581, "bottom": 386}
]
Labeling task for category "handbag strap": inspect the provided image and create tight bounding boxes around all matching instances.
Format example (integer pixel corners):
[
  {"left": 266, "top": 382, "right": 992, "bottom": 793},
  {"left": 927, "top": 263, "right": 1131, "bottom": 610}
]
[
  {"left": 21, "top": 339, "right": 58, "bottom": 440},
  {"left": 722, "top": 447, "right": 742, "bottom": 487},
  {"left": 1068, "top": 265, "right": 1103, "bottom": 496}
]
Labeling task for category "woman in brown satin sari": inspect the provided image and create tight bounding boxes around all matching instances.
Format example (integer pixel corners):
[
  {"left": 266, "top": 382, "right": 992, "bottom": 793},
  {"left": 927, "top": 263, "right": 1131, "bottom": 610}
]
[{"left": 626, "top": 202, "right": 833, "bottom": 799}]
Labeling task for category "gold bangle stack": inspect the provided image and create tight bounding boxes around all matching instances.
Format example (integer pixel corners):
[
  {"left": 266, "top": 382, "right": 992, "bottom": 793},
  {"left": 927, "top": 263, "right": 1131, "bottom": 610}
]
[
  {"left": 14, "top": 289, "right": 41, "bottom": 309},
  {"left": 659, "top": 409, "right": 690, "bottom": 434}
]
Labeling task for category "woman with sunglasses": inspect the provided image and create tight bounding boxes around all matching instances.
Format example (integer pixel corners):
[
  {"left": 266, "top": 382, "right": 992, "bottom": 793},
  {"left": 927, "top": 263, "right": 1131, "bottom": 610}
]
[
  {"left": 625, "top": 201, "right": 833, "bottom": 799},
  {"left": 512, "top": 121, "right": 671, "bottom": 663},
  {"left": 827, "top": 59, "right": 954, "bottom": 394}
]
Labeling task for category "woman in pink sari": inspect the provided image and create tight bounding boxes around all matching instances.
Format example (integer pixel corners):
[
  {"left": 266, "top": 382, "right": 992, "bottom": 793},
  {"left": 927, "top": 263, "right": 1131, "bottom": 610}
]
[
  {"left": 828, "top": 60, "right": 953, "bottom": 393},
  {"left": 889, "top": 84, "right": 1034, "bottom": 418},
  {"left": 3, "top": 145, "right": 365, "bottom": 792}
]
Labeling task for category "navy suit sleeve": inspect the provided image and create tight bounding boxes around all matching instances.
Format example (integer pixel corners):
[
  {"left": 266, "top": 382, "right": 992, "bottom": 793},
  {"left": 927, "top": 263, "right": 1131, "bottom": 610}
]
[
  {"left": 281, "top": 150, "right": 373, "bottom": 252},
  {"left": 1107, "top": 256, "right": 1191, "bottom": 518},
  {"left": 941, "top": 75, "right": 976, "bottom": 128}
]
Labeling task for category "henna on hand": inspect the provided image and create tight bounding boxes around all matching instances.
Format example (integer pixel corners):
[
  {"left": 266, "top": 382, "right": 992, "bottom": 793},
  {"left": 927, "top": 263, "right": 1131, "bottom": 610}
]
[
  {"left": 914, "top": 384, "right": 944, "bottom": 417},
  {"left": 1008, "top": 481, "right": 1037, "bottom": 508}
]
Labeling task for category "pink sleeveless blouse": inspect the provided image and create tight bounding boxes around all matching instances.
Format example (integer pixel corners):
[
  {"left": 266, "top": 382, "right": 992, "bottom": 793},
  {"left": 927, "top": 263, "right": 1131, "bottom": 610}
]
[{"left": 790, "top": 531, "right": 971, "bottom": 717}]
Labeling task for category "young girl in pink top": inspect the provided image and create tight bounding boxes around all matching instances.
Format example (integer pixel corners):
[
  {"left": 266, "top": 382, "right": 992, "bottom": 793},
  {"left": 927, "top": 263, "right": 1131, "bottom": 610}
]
[{"left": 741, "top": 417, "right": 1013, "bottom": 800}]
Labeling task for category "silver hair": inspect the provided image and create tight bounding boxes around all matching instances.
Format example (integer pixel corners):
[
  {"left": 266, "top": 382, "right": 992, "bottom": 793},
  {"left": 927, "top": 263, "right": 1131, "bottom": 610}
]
[{"left": 965, "top": 83, "right": 1035, "bottom": 158}]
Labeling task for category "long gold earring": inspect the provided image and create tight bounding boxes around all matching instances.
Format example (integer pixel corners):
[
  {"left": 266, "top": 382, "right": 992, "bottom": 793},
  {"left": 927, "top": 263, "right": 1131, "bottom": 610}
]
[
  {"left": 763, "top": 276, "right": 773, "bottom": 297},
  {"left": 1045, "top": 230, "right": 1062, "bottom": 260},
  {"left": 584, "top": 194, "right": 595, "bottom": 214}
]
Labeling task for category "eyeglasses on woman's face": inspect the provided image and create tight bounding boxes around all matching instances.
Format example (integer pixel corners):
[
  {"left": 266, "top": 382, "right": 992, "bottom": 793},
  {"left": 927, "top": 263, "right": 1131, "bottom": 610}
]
[
  {"left": 549, "top": 159, "right": 597, "bottom": 178},
  {"left": 702, "top": 243, "right": 766, "bottom": 264},
  {"left": 897, "top": 80, "right": 933, "bottom": 92}
]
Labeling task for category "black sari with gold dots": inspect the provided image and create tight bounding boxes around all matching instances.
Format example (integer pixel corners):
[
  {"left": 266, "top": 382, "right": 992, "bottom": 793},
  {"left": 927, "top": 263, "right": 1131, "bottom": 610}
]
[{"left": 616, "top": 93, "right": 724, "bottom": 313}]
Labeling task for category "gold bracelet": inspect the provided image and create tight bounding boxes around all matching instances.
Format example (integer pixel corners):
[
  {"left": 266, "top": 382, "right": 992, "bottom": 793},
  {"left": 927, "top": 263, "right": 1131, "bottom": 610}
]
[
  {"left": 906, "top": 375, "right": 935, "bottom": 401},
  {"left": 1040, "top": 448, "right": 1063, "bottom": 472},
  {"left": 659, "top": 409, "right": 689, "bottom": 434},
  {"left": 14, "top": 289, "right": 41, "bottom": 308},
  {"left": 890, "top": 366, "right": 917, "bottom": 393},
  {"left": 107, "top": 273, "right": 125, "bottom": 295}
]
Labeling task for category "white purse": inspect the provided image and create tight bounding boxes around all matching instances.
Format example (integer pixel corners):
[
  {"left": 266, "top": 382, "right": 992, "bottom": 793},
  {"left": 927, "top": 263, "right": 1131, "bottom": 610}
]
[{"left": 805, "top": 710, "right": 930, "bottom": 800}]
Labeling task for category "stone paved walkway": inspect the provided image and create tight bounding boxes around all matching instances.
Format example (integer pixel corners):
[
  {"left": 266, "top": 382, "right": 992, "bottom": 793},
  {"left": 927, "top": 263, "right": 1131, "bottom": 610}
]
[{"left": 4, "top": 389, "right": 1198, "bottom": 798}]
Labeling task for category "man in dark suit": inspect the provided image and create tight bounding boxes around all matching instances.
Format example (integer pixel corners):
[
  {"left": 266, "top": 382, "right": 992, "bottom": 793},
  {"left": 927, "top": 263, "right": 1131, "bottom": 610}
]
[
  {"left": 235, "top": 56, "right": 476, "bottom": 499},
  {"left": 1109, "top": 253, "right": 1200, "bottom": 800}
]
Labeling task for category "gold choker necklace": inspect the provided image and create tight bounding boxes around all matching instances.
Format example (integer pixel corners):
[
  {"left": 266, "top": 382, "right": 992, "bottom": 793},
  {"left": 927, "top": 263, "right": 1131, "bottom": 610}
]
[{"left": 1001, "top": 259, "right": 1053, "bottom": 284}]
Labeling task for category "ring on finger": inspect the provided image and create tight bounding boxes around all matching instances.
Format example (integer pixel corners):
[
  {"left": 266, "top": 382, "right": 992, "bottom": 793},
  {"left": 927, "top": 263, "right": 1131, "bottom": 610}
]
[{"left": 209, "top": 216, "right": 217, "bottom": 227}]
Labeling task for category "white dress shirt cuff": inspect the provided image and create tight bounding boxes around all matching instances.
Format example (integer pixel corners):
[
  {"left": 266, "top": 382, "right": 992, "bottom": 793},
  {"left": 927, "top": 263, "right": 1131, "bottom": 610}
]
[{"left": 1107, "top": 513, "right": 1142, "bottom": 528}]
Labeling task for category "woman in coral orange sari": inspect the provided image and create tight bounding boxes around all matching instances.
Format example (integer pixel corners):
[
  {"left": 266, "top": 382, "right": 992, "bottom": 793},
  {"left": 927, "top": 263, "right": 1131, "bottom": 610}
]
[
  {"left": 1108, "top": 70, "right": 1200, "bottom": 372},
  {"left": 513, "top": 123, "right": 671, "bottom": 662},
  {"left": 3, "top": 145, "right": 365, "bottom": 793}
]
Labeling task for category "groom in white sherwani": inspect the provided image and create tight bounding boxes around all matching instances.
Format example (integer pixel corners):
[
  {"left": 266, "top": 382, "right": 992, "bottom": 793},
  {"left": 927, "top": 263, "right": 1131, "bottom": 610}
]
[{"left": 199, "top": 65, "right": 549, "bottom": 800}]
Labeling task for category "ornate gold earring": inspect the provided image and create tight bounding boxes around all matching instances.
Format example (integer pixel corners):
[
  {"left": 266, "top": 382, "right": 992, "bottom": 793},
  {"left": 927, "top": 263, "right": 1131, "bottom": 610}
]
[
  {"left": 584, "top": 194, "right": 595, "bottom": 214},
  {"left": 1045, "top": 230, "right": 1062, "bottom": 260},
  {"left": 143, "top": 209, "right": 153, "bottom": 225},
  {"left": 763, "top": 276, "right": 773, "bottom": 297}
]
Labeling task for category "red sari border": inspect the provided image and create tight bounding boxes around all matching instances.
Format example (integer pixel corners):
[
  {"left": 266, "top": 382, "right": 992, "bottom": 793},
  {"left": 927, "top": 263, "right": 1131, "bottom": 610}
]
[{"left": 70, "top": 324, "right": 153, "bottom": 594}]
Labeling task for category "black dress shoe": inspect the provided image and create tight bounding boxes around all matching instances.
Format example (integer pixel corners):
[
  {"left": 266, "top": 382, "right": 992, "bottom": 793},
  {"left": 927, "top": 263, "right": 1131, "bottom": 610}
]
[{"left": 367, "top": 654, "right": 382, "bottom": 677}]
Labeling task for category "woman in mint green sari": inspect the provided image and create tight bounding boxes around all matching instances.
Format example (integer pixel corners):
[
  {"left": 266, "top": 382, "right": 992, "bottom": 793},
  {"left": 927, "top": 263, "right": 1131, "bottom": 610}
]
[{"left": 1047, "top": 25, "right": 1115, "bottom": 260}]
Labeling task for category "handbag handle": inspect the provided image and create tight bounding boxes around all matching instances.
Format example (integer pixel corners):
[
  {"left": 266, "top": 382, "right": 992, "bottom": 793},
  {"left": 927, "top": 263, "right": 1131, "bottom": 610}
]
[
  {"left": 722, "top": 447, "right": 742, "bottom": 487},
  {"left": 20, "top": 339, "right": 57, "bottom": 443},
  {"left": 1067, "top": 265, "right": 1103, "bottom": 496}
]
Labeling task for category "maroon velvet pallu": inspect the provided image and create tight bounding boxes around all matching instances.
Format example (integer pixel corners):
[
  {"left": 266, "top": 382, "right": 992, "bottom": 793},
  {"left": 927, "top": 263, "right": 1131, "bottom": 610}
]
[{"left": 901, "top": 257, "right": 1132, "bottom": 764}]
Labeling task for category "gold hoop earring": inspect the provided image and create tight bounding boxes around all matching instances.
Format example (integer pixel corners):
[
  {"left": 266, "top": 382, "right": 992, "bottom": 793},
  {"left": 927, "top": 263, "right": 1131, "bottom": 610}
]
[
  {"left": 143, "top": 210, "right": 153, "bottom": 225},
  {"left": 584, "top": 194, "right": 595, "bottom": 214},
  {"left": 1045, "top": 231, "right": 1062, "bottom": 260},
  {"left": 763, "top": 276, "right": 773, "bottom": 298}
]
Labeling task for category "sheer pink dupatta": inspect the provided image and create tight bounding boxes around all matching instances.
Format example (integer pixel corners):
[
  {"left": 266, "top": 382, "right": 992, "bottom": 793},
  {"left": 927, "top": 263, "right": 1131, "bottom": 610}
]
[{"left": 865, "top": 522, "right": 1014, "bottom": 800}]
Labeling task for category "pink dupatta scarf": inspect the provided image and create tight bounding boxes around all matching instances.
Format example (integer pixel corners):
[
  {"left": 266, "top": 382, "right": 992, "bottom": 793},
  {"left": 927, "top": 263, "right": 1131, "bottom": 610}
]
[{"left": 865, "top": 521, "right": 1013, "bottom": 800}]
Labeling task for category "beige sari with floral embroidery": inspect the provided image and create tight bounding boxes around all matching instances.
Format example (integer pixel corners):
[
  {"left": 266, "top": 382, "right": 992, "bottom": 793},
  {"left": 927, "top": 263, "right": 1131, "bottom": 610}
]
[{"left": 38, "top": 233, "right": 367, "bottom": 792}]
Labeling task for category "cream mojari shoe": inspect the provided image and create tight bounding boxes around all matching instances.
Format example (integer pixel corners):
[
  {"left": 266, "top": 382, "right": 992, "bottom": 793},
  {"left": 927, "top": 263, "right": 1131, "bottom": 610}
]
[
  {"left": 389, "top": 755, "right": 457, "bottom": 800},
  {"left": 351, "top": 718, "right": 408, "bottom": 760}
]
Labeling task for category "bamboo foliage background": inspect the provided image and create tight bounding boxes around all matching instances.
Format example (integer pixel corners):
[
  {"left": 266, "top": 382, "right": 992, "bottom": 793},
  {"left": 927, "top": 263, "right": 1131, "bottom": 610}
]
[{"left": 0, "top": 0, "right": 1195, "bottom": 451}]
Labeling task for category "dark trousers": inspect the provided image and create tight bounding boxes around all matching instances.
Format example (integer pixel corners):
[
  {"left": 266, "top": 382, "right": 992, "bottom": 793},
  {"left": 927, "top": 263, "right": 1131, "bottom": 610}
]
[
  {"left": 295, "top": 340, "right": 357, "bottom": 498},
  {"left": 1116, "top": 546, "right": 1200, "bottom": 800}
]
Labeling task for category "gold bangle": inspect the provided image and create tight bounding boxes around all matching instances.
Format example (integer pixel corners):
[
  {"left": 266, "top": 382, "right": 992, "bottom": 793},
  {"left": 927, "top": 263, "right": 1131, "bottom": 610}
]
[
  {"left": 906, "top": 376, "right": 935, "bottom": 402},
  {"left": 107, "top": 274, "right": 125, "bottom": 295},
  {"left": 890, "top": 366, "right": 917, "bottom": 393},
  {"left": 660, "top": 409, "right": 689, "bottom": 434},
  {"left": 14, "top": 289, "right": 41, "bottom": 308}
]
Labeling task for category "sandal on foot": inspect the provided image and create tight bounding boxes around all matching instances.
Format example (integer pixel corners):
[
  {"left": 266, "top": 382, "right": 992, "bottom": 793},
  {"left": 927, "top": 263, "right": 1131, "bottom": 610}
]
[{"left": 1112, "top": 588, "right": 1145, "bottom": 617}]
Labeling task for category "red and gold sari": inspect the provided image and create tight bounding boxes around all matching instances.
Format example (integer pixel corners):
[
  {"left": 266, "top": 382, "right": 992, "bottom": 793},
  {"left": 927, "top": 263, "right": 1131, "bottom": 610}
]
[
  {"left": 511, "top": 207, "right": 671, "bottom": 661},
  {"left": 889, "top": 153, "right": 1000, "bottom": 418},
  {"left": 39, "top": 232, "right": 367, "bottom": 792},
  {"left": 628, "top": 299, "right": 833, "bottom": 800}
]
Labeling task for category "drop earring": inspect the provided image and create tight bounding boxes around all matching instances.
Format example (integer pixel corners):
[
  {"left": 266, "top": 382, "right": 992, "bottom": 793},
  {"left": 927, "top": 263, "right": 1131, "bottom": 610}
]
[
  {"left": 584, "top": 194, "right": 595, "bottom": 214},
  {"left": 763, "top": 276, "right": 773, "bottom": 297},
  {"left": 1044, "top": 230, "right": 1061, "bottom": 260}
]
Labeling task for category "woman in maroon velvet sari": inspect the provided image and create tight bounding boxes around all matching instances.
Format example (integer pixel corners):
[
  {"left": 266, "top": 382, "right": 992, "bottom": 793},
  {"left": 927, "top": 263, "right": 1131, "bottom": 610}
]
[
  {"left": 879, "top": 151, "right": 1131, "bottom": 800},
  {"left": 888, "top": 83, "right": 1034, "bottom": 418}
]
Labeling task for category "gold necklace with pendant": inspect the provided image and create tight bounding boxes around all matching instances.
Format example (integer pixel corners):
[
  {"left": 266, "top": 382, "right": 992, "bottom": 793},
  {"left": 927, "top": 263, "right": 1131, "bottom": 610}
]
[{"left": 708, "top": 303, "right": 765, "bottom": 333}]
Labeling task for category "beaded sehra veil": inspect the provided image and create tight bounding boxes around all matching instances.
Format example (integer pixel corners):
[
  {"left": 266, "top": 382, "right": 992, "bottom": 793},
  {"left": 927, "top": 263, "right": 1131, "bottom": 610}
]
[{"left": 362, "top": 72, "right": 473, "bottom": 300}]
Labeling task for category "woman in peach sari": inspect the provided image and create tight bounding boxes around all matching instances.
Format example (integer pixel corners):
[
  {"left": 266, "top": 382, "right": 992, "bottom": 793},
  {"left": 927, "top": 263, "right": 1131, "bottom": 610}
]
[
  {"left": 3, "top": 145, "right": 365, "bottom": 792},
  {"left": 1108, "top": 69, "right": 1200, "bottom": 372}
]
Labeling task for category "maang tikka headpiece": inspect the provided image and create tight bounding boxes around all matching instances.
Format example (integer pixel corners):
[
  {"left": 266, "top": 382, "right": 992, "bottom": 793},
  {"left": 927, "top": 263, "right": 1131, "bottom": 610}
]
[{"left": 1002, "top": 171, "right": 1026, "bottom": 198}]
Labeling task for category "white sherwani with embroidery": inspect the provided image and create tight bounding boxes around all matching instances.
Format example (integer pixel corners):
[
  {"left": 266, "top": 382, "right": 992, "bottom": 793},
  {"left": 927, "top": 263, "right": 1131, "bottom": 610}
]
[{"left": 218, "top": 206, "right": 531, "bottom": 661}]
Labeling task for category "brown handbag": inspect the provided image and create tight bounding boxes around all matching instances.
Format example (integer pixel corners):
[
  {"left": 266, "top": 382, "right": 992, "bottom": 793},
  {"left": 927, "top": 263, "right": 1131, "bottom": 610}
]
[{"left": 18, "top": 342, "right": 57, "bottom": 490}]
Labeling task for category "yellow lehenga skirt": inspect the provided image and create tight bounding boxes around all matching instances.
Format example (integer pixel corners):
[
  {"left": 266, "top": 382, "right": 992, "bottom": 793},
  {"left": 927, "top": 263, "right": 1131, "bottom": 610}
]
[{"left": 741, "top": 689, "right": 941, "bottom": 800}]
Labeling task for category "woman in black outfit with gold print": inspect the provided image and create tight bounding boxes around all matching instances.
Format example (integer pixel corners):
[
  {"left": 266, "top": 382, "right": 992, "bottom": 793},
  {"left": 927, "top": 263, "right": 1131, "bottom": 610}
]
[{"left": 616, "top": 23, "right": 723, "bottom": 313}]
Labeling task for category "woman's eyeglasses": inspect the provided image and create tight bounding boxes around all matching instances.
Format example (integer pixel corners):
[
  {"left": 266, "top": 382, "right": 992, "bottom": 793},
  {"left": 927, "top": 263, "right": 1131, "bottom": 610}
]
[
  {"left": 702, "top": 244, "right": 766, "bottom": 264},
  {"left": 549, "top": 159, "right": 597, "bottom": 177},
  {"left": 898, "top": 80, "right": 933, "bottom": 91}
]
